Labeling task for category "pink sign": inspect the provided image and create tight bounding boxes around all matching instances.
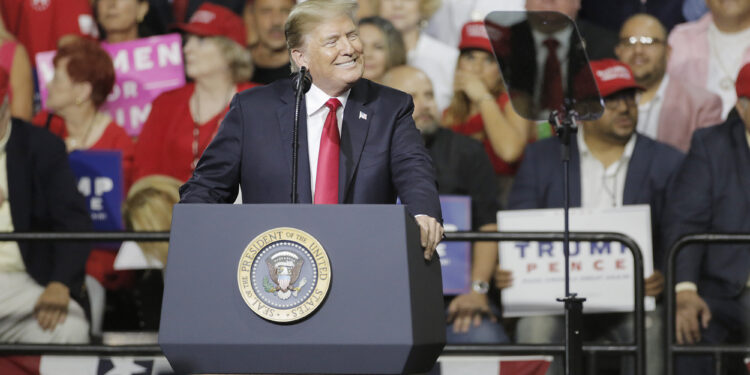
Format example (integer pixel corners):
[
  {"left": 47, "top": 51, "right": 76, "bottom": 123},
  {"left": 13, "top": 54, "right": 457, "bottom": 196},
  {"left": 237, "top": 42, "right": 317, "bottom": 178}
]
[{"left": 35, "top": 34, "right": 186, "bottom": 137}]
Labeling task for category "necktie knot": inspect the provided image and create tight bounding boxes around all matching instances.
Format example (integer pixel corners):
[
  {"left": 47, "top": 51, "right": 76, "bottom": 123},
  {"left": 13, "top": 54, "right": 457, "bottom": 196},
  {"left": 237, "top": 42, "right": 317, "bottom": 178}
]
[
  {"left": 325, "top": 98, "right": 341, "bottom": 112},
  {"left": 544, "top": 38, "right": 560, "bottom": 51}
]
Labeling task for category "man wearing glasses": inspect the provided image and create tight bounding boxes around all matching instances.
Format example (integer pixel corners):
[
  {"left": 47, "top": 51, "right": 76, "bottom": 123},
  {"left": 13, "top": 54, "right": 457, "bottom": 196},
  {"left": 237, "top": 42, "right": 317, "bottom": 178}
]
[
  {"left": 616, "top": 13, "right": 723, "bottom": 152},
  {"left": 508, "top": 59, "right": 684, "bottom": 375}
]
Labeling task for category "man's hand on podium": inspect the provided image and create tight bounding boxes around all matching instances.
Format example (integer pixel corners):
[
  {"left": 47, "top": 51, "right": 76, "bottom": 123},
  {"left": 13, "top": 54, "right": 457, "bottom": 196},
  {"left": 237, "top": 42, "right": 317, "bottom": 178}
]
[{"left": 415, "top": 215, "right": 444, "bottom": 260}]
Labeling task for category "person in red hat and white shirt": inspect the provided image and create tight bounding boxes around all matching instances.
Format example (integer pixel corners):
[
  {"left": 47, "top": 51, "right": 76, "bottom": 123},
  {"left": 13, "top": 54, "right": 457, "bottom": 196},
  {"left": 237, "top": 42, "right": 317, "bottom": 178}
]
[
  {"left": 133, "top": 3, "right": 259, "bottom": 183},
  {"left": 662, "top": 62, "right": 750, "bottom": 375},
  {"left": 444, "top": 21, "right": 533, "bottom": 205},
  {"left": 507, "top": 59, "right": 684, "bottom": 375},
  {"left": 0, "top": 67, "right": 93, "bottom": 344}
]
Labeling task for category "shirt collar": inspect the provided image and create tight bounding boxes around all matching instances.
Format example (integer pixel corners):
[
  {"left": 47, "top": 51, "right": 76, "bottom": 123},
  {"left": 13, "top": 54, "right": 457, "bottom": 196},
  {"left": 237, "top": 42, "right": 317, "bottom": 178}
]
[
  {"left": 0, "top": 119, "right": 11, "bottom": 154},
  {"left": 577, "top": 126, "right": 637, "bottom": 161},
  {"left": 531, "top": 24, "right": 573, "bottom": 51},
  {"left": 305, "top": 83, "right": 350, "bottom": 116}
]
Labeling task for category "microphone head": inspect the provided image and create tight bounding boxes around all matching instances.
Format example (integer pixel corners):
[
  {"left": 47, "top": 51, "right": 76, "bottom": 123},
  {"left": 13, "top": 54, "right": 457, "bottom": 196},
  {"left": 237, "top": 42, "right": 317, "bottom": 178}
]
[{"left": 293, "top": 66, "right": 313, "bottom": 94}]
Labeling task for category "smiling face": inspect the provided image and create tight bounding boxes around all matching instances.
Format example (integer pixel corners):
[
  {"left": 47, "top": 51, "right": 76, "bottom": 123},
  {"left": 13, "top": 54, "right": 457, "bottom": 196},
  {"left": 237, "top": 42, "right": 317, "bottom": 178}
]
[
  {"left": 615, "top": 15, "right": 669, "bottom": 87},
  {"left": 291, "top": 14, "right": 364, "bottom": 97}
]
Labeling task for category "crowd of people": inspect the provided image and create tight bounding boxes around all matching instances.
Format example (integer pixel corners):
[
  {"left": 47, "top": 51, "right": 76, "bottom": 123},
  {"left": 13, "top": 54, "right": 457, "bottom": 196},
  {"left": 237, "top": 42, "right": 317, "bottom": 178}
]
[{"left": 0, "top": 0, "right": 748, "bottom": 374}]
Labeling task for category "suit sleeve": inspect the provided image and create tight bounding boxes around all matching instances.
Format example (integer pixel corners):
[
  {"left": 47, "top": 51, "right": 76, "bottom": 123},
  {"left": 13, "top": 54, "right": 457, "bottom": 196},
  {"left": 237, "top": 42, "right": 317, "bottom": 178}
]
[
  {"left": 661, "top": 133, "right": 712, "bottom": 284},
  {"left": 179, "top": 94, "right": 242, "bottom": 203},
  {"left": 38, "top": 133, "right": 92, "bottom": 287},
  {"left": 389, "top": 96, "right": 442, "bottom": 220},
  {"left": 507, "top": 143, "right": 541, "bottom": 210}
]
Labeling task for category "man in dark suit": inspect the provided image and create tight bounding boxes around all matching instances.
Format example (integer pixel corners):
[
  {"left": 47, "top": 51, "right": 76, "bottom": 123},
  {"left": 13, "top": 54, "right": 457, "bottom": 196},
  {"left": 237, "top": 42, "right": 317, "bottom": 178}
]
[
  {"left": 663, "top": 63, "right": 750, "bottom": 375},
  {"left": 180, "top": 0, "right": 444, "bottom": 259},
  {"left": 0, "top": 68, "right": 92, "bottom": 343},
  {"left": 507, "top": 59, "right": 684, "bottom": 375}
]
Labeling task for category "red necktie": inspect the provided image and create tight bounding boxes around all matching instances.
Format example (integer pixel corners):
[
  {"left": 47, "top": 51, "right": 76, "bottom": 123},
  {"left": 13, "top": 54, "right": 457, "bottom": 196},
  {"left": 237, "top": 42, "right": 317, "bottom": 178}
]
[
  {"left": 541, "top": 38, "right": 564, "bottom": 111},
  {"left": 314, "top": 98, "right": 341, "bottom": 204}
]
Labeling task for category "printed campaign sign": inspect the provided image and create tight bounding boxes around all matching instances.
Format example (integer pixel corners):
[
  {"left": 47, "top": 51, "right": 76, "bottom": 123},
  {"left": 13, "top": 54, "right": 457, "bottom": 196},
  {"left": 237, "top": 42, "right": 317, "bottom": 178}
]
[
  {"left": 68, "top": 150, "right": 124, "bottom": 231},
  {"left": 438, "top": 195, "right": 472, "bottom": 295},
  {"left": 35, "top": 34, "right": 186, "bottom": 137},
  {"left": 497, "top": 205, "right": 655, "bottom": 316}
]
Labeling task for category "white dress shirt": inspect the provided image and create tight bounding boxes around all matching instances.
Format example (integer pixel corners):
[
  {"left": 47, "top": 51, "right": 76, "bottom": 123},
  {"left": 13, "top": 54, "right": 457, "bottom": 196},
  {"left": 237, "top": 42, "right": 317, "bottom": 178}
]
[
  {"left": 637, "top": 74, "right": 670, "bottom": 140},
  {"left": 305, "top": 83, "right": 350, "bottom": 199},
  {"left": 577, "top": 127, "right": 637, "bottom": 210},
  {"left": 706, "top": 23, "right": 750, "bottom": 118},
  {"left": 0, "top": 122, "right": 24, "bottom": 273}
]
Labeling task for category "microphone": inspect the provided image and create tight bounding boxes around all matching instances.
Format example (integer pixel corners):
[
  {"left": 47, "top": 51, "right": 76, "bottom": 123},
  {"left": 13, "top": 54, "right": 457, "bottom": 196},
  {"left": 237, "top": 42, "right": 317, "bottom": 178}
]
[{"left": 291, "top": 67, "right": 312, "bottom": 203}]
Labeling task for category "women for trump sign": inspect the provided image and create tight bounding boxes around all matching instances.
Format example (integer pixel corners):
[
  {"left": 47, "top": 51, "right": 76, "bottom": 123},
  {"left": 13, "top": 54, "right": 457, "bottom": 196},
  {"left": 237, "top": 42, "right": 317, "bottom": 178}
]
[
  {"left": 498, "top": 205, "right": 656, "bottom": 316},
  {"left": 35, "top": 34, "right": 186, "bottom": 137}
]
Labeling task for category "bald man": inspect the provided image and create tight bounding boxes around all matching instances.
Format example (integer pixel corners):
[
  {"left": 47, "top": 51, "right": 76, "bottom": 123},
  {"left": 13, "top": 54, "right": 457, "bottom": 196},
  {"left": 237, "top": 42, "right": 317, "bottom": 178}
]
[
  {"left": 383, "top": 66, "right": 509, "bottom": 344},
  {"left": 616, "top": 13, "right": 723, "bottom": 152}
]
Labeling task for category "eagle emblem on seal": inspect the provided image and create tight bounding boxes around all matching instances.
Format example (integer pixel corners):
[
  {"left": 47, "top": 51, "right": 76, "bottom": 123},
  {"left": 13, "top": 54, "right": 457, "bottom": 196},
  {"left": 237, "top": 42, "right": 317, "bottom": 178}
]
[{"left": 263, "top": 251, "right": 308, "bottom": 300}]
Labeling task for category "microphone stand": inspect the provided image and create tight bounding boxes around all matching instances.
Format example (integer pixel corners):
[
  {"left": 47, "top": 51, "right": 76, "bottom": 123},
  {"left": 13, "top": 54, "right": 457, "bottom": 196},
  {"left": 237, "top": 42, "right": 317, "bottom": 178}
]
[
  {"left": 291, "top": 67, "right": 312, "bottom": 203},
  {"left": 549, "top": 106, "right": 586, "bottom": 375}
]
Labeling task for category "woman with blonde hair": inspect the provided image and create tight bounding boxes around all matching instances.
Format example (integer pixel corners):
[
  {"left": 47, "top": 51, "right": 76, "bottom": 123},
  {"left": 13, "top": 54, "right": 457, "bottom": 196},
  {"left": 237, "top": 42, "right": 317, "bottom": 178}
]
[
  {"left": 443, "top": 21, "right": 532, "bottom": 204},
  {"left": 122, "top": 175, "right": 182, "bottom": 266},
  {"left": 133, "top": 3, "right": 258, "bottom": 182}
]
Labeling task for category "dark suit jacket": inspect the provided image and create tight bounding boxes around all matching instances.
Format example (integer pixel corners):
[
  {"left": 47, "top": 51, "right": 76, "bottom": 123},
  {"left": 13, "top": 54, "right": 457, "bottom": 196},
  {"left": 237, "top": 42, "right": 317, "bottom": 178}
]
[
  {"left": 662, "top": 111, "right": 750, "bottom": 299},
  {"left": 180, "top": 78, "right": 442, "bottom": 220},
  {"left": 508, "top": 133, "right": 684, "bottom": 270},
  {"left": 6, "top": 118, "right": 92, "bottom": 303}
]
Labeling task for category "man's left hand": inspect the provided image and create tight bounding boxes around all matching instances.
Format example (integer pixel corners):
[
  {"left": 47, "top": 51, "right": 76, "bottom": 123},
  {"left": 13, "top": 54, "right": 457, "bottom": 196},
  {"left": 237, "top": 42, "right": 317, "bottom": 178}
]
[
  {"left": 34, "top": 282, "right": 70, "bottom": 331},
  {"left": 645, "top": 270, "right": 664, "bottom": 297},
  {"left": 415, "top": 215, "right": 443, "bottom": 260}
]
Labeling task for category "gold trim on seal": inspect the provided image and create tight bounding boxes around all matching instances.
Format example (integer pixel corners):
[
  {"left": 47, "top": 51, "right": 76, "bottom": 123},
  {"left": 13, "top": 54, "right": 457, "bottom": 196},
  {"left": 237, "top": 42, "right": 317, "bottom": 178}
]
[{"left": 237, "top": 227, "right": 331, "bottom": 323}]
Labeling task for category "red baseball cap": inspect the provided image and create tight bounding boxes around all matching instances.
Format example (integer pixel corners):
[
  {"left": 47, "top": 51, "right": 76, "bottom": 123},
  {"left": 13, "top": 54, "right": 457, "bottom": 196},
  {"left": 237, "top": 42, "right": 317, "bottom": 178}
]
[
  {"left": 589, "top": 59, "right": 643, "bottom": 97},
  {"left": 458, "top": 21, "right": 493, "bottom": 53},
  {"left": 0, "top": 68, "right": 8, "bottom": 102},
  {"left": 173, "top": 3, "right": 247, "bottom": 47},
  {"left": 736, "top": 63, "right": 750, "bottom": 99}
]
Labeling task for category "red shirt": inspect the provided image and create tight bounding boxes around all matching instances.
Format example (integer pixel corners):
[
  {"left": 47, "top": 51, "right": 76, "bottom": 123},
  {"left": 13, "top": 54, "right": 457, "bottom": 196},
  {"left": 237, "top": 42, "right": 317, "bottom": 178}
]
[
  {"left": 32, "top": 111, "right": 135, "bottom": 190},
  {"left": 133, "top": 82, "right": 259, "bottom": 183},
  {"left": 450, "top": 93, "right": 520, "bottom": 176}
]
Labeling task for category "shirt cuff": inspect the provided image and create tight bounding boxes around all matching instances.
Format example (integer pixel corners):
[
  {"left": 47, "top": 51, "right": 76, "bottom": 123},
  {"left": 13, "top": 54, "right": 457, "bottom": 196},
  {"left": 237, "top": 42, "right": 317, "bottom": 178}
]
[{"left": 675, "top": 281, "right": 698, "bottom": 293}]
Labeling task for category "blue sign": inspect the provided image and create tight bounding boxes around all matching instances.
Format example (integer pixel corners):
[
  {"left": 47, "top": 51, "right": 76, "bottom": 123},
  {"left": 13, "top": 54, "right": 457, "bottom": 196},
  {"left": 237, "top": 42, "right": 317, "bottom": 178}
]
[
  {"left": 438, "top": 195, "right": 471, "bottom": 295},
  {"left": 68, "top": 150, "right": 124, "bottom": 232}
]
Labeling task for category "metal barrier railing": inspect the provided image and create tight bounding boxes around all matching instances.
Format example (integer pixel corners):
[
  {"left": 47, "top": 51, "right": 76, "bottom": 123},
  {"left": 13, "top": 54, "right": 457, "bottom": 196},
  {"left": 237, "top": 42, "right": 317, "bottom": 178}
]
[
  {"left": 0, "top": 231, "right": 646, "bottom": 374},
  {"left": 665, "top": 233, "right": 750, "bottom": 375}
]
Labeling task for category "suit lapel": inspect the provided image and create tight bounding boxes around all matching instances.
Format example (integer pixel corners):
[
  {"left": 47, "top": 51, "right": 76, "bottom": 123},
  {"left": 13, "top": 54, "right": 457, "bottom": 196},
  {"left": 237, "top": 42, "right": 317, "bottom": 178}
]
[
  {"left": 276, "top": 85, "right": 312, "bottom": 203},
  {"left": 623, "top": 135, "right": 650, "bottom": 205},
  {"left": 731, "top": 119, "right": 750, "bottom": 208},
  {"left": 339, "top": 80, "right": 372, "bottom": 202}
]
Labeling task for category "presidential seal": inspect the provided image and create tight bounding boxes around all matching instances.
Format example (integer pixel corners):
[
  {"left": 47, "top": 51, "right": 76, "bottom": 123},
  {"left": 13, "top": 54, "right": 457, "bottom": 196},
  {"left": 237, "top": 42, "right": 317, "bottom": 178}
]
[{"left": 237, "top": 227, "right": 331, "bottom": 323}]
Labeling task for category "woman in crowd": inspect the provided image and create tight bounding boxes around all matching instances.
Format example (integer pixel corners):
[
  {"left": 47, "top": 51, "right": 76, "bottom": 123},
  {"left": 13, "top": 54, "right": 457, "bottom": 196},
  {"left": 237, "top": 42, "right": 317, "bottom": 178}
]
[
  {"left": 0, "top": 10, "right": 33, "bottom": 121},
  {"left": 32, "top": 38, "right": 134, "bottom": 188},
  {"left": 32, "top": 38, "right": 135, "bottom": 291},
  {"left": 133, "top": 3, "right": 257, "bottom": 182},
  {"left": 359, "top": 16, "right": 406, "bottom": 84},
  {"left": 379, "top": 0, "right": 458, "bottom": 110},
  {"left": 443, "top": 21, "right": 532, "bottom": 204},
  {"left": 95, "top": 0, "right": 151, "bottom": 44}
]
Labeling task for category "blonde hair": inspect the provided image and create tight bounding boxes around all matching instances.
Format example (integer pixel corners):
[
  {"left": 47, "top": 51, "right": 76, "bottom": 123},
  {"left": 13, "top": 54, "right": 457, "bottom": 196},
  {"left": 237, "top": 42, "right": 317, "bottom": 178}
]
[
  {"left": 285, "top": 0, "right": 359, "bottom": 72},
  {"left": 210, "top": 36, "right": 254, "bottom": 83},
  {"left": 122, "top": 175, "right": 182, "bottom": 266},
  {"left": 375, "top": 0, "right": 442, "bottom": 24}
]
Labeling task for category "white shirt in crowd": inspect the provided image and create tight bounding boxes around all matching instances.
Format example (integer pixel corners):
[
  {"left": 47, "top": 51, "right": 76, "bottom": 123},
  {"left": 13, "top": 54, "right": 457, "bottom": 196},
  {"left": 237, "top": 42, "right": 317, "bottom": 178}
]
[
  {"left": 425, "top": 0, "right": 526, "bottom": 47},
  {"left": 0, "top": 122, "right": 24, "bottom": 273},
  {"left": 305, "top": 83, "right": 349, "bottom": 199},
  {"left": 408, "top": 33, "right": 458, "bottom": 112},
  {"left": 636, "top": 74, "right": 670, "bottom": 140},
  {"left": 577, "top": 126, "right": 636, "bottom": 210},
  {"left": 706, "top": 23, "right": 750, "bottom": 117}
]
